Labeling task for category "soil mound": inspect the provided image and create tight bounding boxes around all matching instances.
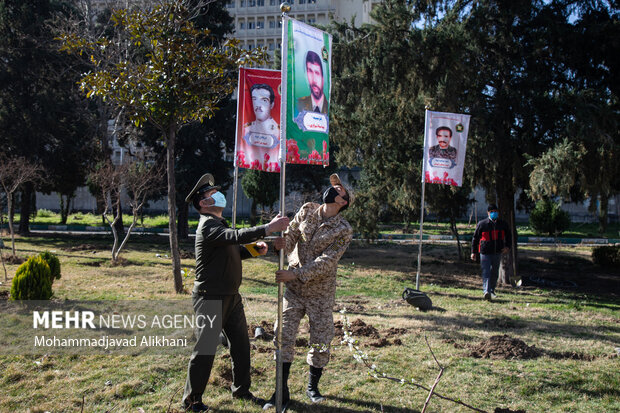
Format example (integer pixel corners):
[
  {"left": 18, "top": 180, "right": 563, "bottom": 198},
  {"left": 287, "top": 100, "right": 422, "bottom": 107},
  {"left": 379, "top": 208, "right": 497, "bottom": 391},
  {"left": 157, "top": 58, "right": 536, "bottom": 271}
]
[
  {"left": 469, "top": 335, "right": 541, "bottom": 360},
  {"left": 334, "top": 319, "right": 380, "bottom": 339},
  {"left": 495, "top": 408, "right": 526, "bottom": 413},
  {"left": 384, "top": 327, "right": 408, "bottom": 338},
  {"left": 249, "top": 320, "right": 274, "bottom": 341}
]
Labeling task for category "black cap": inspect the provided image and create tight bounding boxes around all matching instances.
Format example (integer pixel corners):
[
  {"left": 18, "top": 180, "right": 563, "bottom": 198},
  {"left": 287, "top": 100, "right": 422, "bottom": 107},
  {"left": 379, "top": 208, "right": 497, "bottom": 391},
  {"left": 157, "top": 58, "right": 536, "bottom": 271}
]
[
  {"left": 185, "top": 173, "right": 221, "bottom": 203},
  {"left": 487, "top": 204, "right": 498, "bottom": 212}
]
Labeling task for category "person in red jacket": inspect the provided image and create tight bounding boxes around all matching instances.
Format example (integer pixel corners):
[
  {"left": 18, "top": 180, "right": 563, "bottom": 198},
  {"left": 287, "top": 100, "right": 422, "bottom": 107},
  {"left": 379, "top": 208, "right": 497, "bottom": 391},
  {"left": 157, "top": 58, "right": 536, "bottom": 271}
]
[{"left": 470, "top": 204, "right": 511, "bottom": 301}]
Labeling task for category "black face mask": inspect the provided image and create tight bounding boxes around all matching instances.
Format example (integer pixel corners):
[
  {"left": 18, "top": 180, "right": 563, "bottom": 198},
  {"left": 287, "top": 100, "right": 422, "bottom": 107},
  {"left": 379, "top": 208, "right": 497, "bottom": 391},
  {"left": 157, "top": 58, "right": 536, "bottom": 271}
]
[{"left": 322, "top": 187, "right": 349, "bottom": 211}]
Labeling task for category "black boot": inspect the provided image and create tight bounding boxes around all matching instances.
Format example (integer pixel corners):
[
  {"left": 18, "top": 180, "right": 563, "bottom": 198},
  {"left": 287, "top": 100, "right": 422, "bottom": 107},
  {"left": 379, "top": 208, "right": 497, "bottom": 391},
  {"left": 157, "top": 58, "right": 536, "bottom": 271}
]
[
  {"left": 306, "top": 366, "right": 325, "bottom": 403},
  {"left": 263, "top": 362, "right": 291, "bottom": 411}
]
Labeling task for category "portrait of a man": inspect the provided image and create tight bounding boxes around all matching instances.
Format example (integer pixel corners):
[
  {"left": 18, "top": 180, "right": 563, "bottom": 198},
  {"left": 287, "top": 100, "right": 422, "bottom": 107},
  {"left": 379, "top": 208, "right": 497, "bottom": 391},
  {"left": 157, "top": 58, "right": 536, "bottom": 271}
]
[
  {"left": 243, "top": 83, "right": 279, "bottom": 140},
  {"left": 296, "top": 50, "right": 328, "bottom": 114},
  {"left": 428, "top": 126, "right": 457, "bottom": 162}
]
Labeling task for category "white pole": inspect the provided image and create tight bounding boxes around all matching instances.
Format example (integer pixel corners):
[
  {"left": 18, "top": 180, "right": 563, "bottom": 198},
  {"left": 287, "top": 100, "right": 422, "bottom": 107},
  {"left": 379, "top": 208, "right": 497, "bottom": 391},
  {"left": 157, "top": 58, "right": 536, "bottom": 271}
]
[
  {"left": 276, "top": 4, "right": 291, "bottom": 412},
  {"left": 416, "top": 109, "right": 430, "bottom": 290},
  {"left": 232, "top": 69, "right": 243, "bottom": 229},
  {"left": 232, "top": 165, "right": 239, "bottom": 229}
]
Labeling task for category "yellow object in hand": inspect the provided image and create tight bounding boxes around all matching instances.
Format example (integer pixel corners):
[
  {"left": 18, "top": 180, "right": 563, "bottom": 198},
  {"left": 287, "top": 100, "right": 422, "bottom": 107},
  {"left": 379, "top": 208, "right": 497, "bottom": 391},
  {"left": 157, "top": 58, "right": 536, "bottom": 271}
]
[{"left": 244, "top": 242, "right": 260, "bottom": 257}]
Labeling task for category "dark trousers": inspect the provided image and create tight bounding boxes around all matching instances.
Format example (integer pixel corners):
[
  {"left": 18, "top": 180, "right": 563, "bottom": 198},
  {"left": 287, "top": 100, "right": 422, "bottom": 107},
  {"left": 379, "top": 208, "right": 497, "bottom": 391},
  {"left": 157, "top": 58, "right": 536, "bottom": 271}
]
[{"left": 182, "top": 293, "right": 251, "bottom": 405}]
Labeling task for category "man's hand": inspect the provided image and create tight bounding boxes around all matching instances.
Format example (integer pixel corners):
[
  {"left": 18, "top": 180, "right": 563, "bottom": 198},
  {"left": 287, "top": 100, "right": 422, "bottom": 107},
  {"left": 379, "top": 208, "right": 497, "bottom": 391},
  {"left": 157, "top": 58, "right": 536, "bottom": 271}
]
[
  {"left": 501, "top": 247, "right": 510, "bottom": 254},
  {"left": 275, "top": 270, "right": 296, "bottom": 283},
  {"left": 255, "top": 241, "right": 268, "bottom": 256},
  {"left": 273, "top": 237, "right": 285, "bottom": 251},
  {"left": 266, "top": 214, "right": 290, "bottom": 235},
  {"left": 470, "top": 253, "right": 476, "bottom": 261}
]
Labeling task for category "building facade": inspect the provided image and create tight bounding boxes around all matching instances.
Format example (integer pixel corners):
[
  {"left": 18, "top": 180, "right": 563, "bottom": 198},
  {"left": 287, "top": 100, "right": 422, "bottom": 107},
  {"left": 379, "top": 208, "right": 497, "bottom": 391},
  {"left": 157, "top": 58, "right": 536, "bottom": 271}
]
[{"left": 226, "top": 0, "right": 381, "bottom": 59}]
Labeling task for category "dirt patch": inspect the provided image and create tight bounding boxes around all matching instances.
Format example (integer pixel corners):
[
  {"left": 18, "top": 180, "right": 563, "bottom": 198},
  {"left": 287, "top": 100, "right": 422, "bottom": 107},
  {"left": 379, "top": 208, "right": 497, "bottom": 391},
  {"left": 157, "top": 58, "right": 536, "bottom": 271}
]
[
  {"left": 546, "top": 350, "right": 597, "bottom": 361},
  {"left": 469, "top": 335, "right": 541, "bottom": 360},
  {"left": 368, "top": 338, "right": 403, "bottom": 348},
  {"left": 0, "top": 290, "right": 9, "bottom": 300},
  {"left": 81, "top": 261, "right": 102, "bottom": 267},
  {"left": 5, "top": 255, "right": 25, "bottom": 265},
  {"left": 383, "top": 327, "right": 408, "bottom": 338},
  {"left": 334, "top": 319, "right": 380, "bottom": 339},
  {"left": 495, "top": 409, "right": 526, "bottom": 413},
  {"left": 179, "top": 250, "right": 195, "bottom": 259},
  {"left": 64, "top": 244, "right": 102, "bottom": 252},
  {"left": 295, "top": 337, "right": 308, "bottom": 347},
  {"left": 249, "top": 320, "right": 274, "bottom": 341}
]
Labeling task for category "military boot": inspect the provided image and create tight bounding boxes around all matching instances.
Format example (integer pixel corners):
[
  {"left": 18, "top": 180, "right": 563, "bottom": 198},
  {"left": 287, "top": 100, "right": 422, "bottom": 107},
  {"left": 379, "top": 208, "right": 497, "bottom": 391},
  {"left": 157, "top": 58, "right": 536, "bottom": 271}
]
[
  {"left": 306, "top": 366, "right": 325, "bottom": 403},
  {"left": 263, "top": 362, "right": 291, "bottom": 411}
]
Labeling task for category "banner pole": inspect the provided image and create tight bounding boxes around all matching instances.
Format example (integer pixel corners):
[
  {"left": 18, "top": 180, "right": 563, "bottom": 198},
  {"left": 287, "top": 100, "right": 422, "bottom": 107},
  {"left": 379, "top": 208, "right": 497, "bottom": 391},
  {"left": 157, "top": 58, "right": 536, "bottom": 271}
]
[
  {"left": 416, "top": 109, "right": 430, "bottom": 290},
  {"left": 276, "top": 4, "right": 290, "bottom": 412},
  {"left": 232, "top": 165, "right": 239, "bottom": 229},
  {"left": 232, "top": 68, "right": 242, "bottom": 229}
]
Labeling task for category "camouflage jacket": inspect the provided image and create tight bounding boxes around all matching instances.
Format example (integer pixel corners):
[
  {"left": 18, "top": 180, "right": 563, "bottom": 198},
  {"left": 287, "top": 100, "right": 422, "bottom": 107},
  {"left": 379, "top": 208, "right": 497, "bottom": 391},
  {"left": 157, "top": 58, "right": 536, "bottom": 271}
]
[{"left": 282, "top": 202, "right": 353, "bottom": 299}]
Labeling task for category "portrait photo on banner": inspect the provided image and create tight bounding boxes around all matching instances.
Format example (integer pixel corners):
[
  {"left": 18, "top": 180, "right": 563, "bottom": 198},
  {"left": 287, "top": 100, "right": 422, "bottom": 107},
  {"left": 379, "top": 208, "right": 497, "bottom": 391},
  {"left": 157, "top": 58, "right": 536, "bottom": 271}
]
[
  {"left": 424, "top": 111, "right": 471, "bottom": 187},
  {"left": 287, "top": 18, "right": 332, "bottom": 166},
  {"left": 235, "top": 68, "right": 282, "bottom": 173}
]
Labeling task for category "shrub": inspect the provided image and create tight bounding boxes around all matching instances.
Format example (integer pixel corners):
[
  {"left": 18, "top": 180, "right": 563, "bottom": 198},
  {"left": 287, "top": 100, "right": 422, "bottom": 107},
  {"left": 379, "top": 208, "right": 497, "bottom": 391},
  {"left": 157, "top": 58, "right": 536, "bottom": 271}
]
[
  {"left": 9, "top": 256, "right": 52, "bottom": 300},
  {"left": 38, "top": 251, "right": 61, "bottom": 283},
  {"left": 529, "top": 199, "right": 571, "bottom": 236},
  {"left": 592, "top": 245, "right": 620, "bottom": 268},
  {"left": 36, "top": 209, "right": 55, "bottom": 218}
]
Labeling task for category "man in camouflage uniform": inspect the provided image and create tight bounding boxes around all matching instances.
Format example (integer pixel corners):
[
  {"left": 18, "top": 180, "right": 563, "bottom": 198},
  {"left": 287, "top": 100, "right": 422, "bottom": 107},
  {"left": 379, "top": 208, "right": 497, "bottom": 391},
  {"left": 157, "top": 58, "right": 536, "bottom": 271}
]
[{"left": 263, "top": 174, "right": 353, "bottom": 410}]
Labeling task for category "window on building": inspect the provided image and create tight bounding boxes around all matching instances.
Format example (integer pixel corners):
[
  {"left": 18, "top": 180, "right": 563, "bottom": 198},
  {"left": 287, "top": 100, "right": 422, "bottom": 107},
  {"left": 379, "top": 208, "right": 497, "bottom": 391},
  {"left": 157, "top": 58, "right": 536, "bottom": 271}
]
[
  {"left": 307, "top": 16, "right": 316, "bottom": 24},
  {"left": 257, "top": 42, "right": 264, "bottom": 48},
  {"left": 308, "top": 0, "right": 316, "bottom": 3},
  {"left": 239, "top": 21, "right": 246, "bottom": 30},
  {"left": 257, "top": 20, "right": 264, "bottom": 29},
  {"left": 270, "top": 0, "right": 277, "bottom": 5},
  {"left": 299, "top": 0, "right": 305, "bottom": 4},
  {"left": 248, "top": 0, "right": 256, "bottom": 6},
  {"left": 257, "top": 0, "right": 264, "bottom": 6},
  {"left": 248, "top": 21, "right": 255, "bottom": 29},
  {"left": 269, "top": 20, "right": 276, "bottom": 29},
  {"left": 226, "top": 1, "right": 235, "bottom": 7},
  {"left": 269, "top": 43, "right": 275, "bottom": 50},
  {"left": 278, "top": 20, "right": 282, "bottom": 28},
  {"left": 240, "top": 0, "right": 245, "bottom": 6}
]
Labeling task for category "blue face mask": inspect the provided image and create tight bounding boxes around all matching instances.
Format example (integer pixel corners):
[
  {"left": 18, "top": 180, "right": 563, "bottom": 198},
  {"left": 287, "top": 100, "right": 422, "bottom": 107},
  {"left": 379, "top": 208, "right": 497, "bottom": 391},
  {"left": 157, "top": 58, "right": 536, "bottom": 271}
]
[
  {"left": 489, "top": 211, "right": 499, "bottom": 220},
  {"left": 210, "top": 191, "right": 227, "bottom": 208}
]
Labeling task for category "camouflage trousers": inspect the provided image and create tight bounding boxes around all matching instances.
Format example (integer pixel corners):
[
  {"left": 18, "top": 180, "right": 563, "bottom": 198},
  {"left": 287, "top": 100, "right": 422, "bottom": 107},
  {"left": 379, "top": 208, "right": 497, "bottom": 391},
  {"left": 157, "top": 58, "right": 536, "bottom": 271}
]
[{"left": 274, "top": 290, "right": 335, "bottom": 368}]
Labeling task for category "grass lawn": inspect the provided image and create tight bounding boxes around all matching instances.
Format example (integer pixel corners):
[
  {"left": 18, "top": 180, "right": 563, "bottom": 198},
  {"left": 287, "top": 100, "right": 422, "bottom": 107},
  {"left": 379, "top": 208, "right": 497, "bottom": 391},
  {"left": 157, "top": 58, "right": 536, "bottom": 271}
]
[
  {"left": 5, "top": 210, "right": 619, "bottom": 238},
  {"left": 0, "top": 233, "right": 618, "bottom": 412}
]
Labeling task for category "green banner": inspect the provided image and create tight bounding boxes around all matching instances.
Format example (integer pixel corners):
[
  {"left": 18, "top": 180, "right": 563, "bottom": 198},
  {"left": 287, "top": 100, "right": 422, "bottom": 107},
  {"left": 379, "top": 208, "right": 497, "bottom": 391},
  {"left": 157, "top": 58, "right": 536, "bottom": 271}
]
[{"left": 284, "top": 18, "right": 332, "bottom": 166}]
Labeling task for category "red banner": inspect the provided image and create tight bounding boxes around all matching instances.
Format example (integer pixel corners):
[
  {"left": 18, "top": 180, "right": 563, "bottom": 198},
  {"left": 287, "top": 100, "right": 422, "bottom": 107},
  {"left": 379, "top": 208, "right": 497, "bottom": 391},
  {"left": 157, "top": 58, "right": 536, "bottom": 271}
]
[{"left": 235, "top": 68, "right": 282, "bottom": 173}]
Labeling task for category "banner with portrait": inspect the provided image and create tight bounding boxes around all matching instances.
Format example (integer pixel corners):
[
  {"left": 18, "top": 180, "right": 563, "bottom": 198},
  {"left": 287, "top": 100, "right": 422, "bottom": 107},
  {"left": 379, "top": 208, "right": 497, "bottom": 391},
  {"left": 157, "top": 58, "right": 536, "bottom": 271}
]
[
  {"left": 235, "top": 67, "right": 282, "bottom": 173},
  {"left": 282, "top": 17, "right": 332, "bottom": 166},
  {"left": 423, "top": 111, "right": 471, "bottom": 186}
]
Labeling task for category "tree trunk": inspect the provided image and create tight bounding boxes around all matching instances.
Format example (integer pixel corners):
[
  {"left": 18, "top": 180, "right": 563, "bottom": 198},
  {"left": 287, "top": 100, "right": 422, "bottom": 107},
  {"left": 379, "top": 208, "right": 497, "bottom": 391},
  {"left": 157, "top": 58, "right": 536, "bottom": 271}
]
[
  {"left": 497, "top": 186, "right": 517, "bottom": 286},
  {"left": 167, "top": 126, "right": 183, "bottom": 293},
  {"left": 59, "top": 194, "right": 72, "bottom": 225},
  {"left": 598, "top": 194, "right": 608, "bottom": 235},
  {"left": 250, "top": 199, "right": 257, "bottom": 226},
  {"left": 177, "top": 200, "right": 189, "bottom": 240},
  {"left": 94, "top": 191, "right": 106, "bottom": 225},
  {"left": 7, "top": 193, "right": 16, "bottom": 258},
  {"left": 449, "top": 215, "right": 463, "bottom": 261},
  {"left": 111, "top": 191, "right": 125, "bottom": 237},
  {"left": 18, "top": 182, "right": 33, "bottom": 236}
]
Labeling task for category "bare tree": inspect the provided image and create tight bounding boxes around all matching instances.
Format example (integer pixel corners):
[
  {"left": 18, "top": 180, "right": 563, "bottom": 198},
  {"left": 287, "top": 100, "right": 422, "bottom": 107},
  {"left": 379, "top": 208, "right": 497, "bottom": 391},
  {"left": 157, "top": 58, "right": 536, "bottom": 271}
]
[
  {"left": 0, "top": 156, "right": 43, "bottom": 271},
  {"left": 89, "top": 160, "right": 164, "bottom": 264}
]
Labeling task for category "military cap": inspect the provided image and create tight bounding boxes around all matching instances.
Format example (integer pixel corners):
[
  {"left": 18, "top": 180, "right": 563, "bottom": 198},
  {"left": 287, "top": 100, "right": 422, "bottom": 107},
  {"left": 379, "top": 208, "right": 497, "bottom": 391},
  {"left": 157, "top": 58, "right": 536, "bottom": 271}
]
[{"left": 185, "top": 173, "right": 221, "bottom": 203}]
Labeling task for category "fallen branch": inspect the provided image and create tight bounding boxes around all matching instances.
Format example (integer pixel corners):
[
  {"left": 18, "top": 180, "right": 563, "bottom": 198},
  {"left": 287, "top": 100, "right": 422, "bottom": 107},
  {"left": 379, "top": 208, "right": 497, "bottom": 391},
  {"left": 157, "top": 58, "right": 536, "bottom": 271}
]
[{"left": 340, "top": 311, "right": 487, "bottom": 413}]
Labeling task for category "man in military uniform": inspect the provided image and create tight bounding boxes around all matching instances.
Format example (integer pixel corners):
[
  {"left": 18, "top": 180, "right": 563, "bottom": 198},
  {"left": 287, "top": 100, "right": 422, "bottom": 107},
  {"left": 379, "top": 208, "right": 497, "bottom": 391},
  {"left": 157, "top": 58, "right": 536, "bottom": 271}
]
[
  {"left": 296, "top": 50, "right": 328, "bottom": 114},
  {"left": 263, "top": 174, "right": 353, "bottom": 410},
  {"left": 182, "top": 173, "right": 289, "bottom": 412},
  {"left": 243, "top": 83, "right": 279, "bottom": 142},
  {"left": 428, "top": 126, "right": 458, "bottom": 161}
]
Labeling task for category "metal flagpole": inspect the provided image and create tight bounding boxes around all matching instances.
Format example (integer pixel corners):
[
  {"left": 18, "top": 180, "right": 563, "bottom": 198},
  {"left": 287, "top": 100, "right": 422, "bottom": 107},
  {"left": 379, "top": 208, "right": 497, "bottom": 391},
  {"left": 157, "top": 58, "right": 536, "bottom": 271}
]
[
  {"left": 416, "top": 108, "right": 430, "bottom": 290},
  {"left": 232, "top": 165, "right": 239, "bottom": 229},
  {"left": 276, "top": 3, "right": 291, "bottom": 412},
  {"left": 232, "top": 69, "right": 243, "bottom": 229}
]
